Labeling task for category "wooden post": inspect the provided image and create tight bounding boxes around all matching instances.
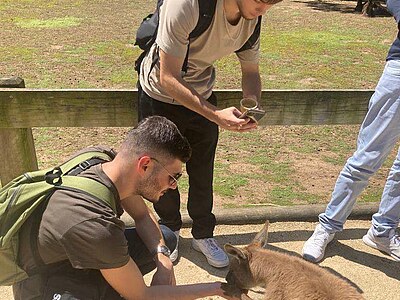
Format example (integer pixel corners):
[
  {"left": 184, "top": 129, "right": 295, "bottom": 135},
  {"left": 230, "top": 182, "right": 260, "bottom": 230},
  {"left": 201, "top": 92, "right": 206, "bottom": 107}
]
[{"left": 0, "top": 77, "right": 38, "bottom": 186}]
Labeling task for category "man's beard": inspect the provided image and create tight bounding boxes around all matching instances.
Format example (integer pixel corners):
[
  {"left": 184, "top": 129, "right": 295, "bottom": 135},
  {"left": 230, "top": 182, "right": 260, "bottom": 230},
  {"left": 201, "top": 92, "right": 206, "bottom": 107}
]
[{"left": 137, "top": 175, "right": 167, "bottom": 203}]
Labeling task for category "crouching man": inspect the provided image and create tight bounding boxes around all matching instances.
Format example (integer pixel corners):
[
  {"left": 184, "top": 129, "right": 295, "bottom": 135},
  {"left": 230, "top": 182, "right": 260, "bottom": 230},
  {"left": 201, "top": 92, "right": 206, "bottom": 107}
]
[{"left": 13, "top": 116, "right": 237, "bottom": 300}]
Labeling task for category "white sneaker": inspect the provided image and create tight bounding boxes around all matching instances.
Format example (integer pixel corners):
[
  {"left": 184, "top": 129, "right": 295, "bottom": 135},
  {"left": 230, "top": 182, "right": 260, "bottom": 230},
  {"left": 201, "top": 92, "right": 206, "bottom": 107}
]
[
  {"left": 170, "top": 230, "right": 180, "bottom": 263},
  {"left": 362, "top": 227, "right": 400, "bottom": 262},
  {"left": 302, "top": 224, "right": 335, "bottom": 263},
  {"left": 192, "top": 237, "right": 229, "bottom": 268}
]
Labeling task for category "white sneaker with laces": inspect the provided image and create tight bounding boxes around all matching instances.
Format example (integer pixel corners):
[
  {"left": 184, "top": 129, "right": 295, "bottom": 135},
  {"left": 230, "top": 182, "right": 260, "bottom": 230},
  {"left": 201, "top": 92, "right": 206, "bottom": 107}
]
[
  {"left": 192, "top": 237, "right": 229, "bottom": 268},
  {"left": 170, "top": 230, "right": 180, "bottom": 263},
  {"left": 302, "top": 224, "right": 335, "bottom": 263},
  {"left": 362, "top": 227, "right": 400, "bottom": 262}
]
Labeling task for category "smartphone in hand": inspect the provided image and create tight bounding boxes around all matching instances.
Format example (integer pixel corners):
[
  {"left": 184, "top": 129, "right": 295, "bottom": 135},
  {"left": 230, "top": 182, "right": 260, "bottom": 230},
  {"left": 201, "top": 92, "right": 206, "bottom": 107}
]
[{"left": 239, "top": 108, "right": 266, "bottom": 123}]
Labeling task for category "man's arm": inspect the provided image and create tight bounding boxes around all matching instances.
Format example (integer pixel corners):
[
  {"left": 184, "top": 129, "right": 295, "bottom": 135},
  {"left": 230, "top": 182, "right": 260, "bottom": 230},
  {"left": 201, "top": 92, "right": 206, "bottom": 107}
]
[
  {"left": 121, "top": 194, "right": 175, "bottom": 285},
  {"left": 101, "top": 259, "right": 236, "bottom": 300},
  {"left": 240, "top": 60, "right": 262, "bottom": 102},
  {"left": 158, "top": 49, "right": 256, "bottom": 132},
  {"left": 122, "top": 195, "right": 164, "bottom": 252}
]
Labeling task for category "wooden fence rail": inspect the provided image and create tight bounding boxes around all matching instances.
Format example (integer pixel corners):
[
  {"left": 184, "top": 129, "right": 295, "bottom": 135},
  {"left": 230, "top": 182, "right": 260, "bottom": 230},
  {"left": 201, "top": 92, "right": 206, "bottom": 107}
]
[{"left": 0, "top": 87, "right": 375, "bottom": 185}]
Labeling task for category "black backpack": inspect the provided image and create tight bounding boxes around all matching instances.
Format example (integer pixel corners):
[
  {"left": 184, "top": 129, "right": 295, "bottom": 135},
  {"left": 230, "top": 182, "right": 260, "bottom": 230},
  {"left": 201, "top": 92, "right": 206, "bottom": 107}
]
[{"left": 134, "top": 0, "right": 262, "bottom": 74}]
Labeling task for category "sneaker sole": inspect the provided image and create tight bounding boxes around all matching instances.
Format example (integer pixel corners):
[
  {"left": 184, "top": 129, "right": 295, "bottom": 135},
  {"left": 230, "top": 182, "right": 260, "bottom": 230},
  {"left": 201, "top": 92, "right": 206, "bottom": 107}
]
[
  {"left": 192, "top": 241, "right": 229, "bottom": 268},
  {"left": 362, "top": 234, "right": 400, "bottom": 262},
  {"left": 302, "top": 253, "right": 321, "bottom": 263}
]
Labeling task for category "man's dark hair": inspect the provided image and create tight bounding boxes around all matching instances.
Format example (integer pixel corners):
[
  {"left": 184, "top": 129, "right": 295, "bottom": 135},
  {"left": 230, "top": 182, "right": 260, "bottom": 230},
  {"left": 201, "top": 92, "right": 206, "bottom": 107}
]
[{"left": 121, "top": 116, "right": 191, "bottom": 163}]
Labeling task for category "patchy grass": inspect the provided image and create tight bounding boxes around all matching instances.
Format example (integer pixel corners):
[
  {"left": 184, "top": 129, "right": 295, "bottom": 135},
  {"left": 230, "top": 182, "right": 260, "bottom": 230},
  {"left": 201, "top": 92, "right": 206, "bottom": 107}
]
[
  {"left": 14, "top": 16, "right": 82, "bottom": 28},
  {"left": 2, "top": 0, "right": 399, "bottom": 207}
]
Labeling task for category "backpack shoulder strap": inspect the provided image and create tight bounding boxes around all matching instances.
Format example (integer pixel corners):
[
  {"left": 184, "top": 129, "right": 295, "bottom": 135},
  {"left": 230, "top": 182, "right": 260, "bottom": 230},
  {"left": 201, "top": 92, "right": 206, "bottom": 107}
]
[
  {"left": 139, "top": 0, "right": 217, "bottom": 74},
  {"left": 189, "top": 0, "right": 217, "bottom": 39},
  {"left": 42, "top": 149, "right": 117, "bottom": 212},
  {"left": 235, "top": 16, "right": 262, "bottom": 53},
  {"left": 182, "top": 0, "right": 217, "bottom": 74},
  {"left": 59, "top": 176, "right": 117, "bottom": 214},
  {"left": 60, "top": 151, "right": 114, "bottom": 175},
  {"left": 56, "top": 149, "right": 116, "bottom": 213},
  {"left": 41, "top": 150, "right": 113, "bottom": 182}
]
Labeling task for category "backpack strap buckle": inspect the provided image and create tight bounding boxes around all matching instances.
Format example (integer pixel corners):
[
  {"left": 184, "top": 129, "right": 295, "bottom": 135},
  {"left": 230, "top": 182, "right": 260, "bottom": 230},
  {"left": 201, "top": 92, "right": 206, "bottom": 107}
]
[
  {"left": 67, "top": 158, "right": 105, "bottom": 176},
  {"left": 78, "top": 160, "right": 91, "bottom": 170},
  {"left": 45, "top": 167, "right": 63, "bottom": 186}
]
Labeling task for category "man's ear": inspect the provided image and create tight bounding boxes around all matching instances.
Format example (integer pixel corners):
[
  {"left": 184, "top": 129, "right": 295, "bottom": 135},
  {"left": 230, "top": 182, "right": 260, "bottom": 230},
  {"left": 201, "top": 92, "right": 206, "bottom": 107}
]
[{"left": 137, "top": 155, "right": 152, "bottom": 175}]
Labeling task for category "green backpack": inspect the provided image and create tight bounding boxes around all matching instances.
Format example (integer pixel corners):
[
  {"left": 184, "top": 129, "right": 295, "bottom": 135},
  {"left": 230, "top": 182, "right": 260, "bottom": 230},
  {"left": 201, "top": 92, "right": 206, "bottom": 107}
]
[{"left": 0, "top": 147, "right": 117, "bottom": 286}]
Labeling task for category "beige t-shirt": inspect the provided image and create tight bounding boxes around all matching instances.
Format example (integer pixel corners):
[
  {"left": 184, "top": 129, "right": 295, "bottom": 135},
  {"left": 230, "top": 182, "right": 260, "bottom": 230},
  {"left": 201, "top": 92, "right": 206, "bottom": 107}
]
[{"left": 140, "top": 0, "right": 260, "bottom": 104}]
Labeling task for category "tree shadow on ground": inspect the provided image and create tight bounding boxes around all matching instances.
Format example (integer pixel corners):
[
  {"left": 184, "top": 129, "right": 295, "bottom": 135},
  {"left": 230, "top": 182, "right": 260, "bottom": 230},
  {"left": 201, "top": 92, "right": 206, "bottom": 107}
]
[{"left": 294, "top": 0, "right": 391, "bottom": 17}]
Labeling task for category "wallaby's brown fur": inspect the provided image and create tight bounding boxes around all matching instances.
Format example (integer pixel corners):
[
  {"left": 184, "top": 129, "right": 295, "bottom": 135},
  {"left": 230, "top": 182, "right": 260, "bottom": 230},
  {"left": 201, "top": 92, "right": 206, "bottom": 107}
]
[{"left": 223, "top": 221, "right": 364, "bottom": 300}]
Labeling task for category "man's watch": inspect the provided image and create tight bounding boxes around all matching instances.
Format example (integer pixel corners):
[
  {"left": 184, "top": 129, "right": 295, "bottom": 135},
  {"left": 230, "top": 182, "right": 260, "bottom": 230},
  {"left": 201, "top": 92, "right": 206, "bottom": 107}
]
[{"left": 153, "top": 245, "right": 171, "bottom": 258}]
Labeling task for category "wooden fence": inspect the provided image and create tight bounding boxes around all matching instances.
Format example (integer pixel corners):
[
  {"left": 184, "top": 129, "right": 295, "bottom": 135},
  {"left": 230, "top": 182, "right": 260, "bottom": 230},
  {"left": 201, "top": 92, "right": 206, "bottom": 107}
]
[{"left": 0, "top": 77, "right": 374, "bottom": 185}]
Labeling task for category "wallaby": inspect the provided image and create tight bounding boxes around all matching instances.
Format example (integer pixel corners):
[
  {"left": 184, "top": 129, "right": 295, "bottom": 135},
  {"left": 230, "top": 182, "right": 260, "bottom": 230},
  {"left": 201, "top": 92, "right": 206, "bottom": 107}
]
[{"left": 222, "top": 221, "right": 364, "bottom": 300}]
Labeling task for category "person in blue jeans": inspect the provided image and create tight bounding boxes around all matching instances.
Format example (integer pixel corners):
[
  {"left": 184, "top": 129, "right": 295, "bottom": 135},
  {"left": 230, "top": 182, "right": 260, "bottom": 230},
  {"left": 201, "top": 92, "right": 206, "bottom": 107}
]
[{"left": 302, "top": 0, "right": 400, "bottom": 263}]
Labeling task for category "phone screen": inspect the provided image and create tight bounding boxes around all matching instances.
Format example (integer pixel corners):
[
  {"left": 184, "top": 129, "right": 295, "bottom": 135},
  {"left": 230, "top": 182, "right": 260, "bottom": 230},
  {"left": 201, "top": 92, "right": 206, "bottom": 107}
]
[{"left": 240, "top": 108, "right": 266, "bottom": 123}]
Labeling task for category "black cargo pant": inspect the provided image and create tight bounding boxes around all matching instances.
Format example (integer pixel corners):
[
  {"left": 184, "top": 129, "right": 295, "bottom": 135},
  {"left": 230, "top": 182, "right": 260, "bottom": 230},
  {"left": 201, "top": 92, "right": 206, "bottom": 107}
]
[{"left": 138, "top": 84, "right": 218, "bottom": 239}]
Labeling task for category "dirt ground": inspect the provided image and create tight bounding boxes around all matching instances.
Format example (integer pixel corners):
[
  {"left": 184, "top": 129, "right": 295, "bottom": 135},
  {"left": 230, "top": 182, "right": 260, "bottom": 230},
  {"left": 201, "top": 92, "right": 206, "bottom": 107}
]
[
  {"left": 0, "top": 2, "right": 398, "bottom": 298},
  {"left": 1, "top": 0, "right": 398, "bottom": 208},
  {"left": 1, "top": 220, "right": 398, "bottom": 300}
]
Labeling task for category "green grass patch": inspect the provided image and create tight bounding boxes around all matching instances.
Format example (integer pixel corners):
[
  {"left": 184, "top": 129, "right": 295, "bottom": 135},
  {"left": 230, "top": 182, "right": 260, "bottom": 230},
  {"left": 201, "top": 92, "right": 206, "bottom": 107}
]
[
  {"left": 359, "top": 187, "right": 383, "bottom": 203},
  {"left": 262, "top": 161, "right": 293, "bottom": 183},
  {"left": 270, "top": 185, "right": 319, "bottom": 206},
  {"left": 214, "top": 162, "right": 249, "bottom": 197},
  {"left": 3, "top": 0, "right": 397, "bottom": 208},
  {"left": 110, "top": 68, "right": 137, "bottom": 85},
  {"left": 322, "top": 155, "right": 349, "bottom": 166},
  {"left": 0, "top": 46, "right": 38, "bottom": 60},
  {"left": 214, "top": 176, "right": 249, "bottom": 197},
  {"left": 15, "top": 16, "right": 82, "bottom": 29}
]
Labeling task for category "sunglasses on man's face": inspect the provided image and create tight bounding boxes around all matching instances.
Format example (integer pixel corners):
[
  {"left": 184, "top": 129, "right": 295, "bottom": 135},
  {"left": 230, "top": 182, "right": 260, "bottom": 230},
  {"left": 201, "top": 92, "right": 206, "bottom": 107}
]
[{"left": 151, "top": 157, "right": 183, "bottom": 186}]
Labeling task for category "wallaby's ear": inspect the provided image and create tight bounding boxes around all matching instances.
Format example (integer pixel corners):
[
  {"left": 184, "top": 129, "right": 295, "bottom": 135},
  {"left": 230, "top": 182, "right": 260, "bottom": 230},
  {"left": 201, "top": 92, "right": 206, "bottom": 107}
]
[
  {"left": 251, "top": 220, "right": 269, "bottom": 248},
  {"left": 224, "top": 243, "right": 248, "bottom": 260}
]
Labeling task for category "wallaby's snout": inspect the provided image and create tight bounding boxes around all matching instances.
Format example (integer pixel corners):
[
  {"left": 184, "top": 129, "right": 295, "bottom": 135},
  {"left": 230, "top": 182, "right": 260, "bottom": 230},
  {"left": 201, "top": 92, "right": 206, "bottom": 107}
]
[
  {"left": 225, "top": 270, "right": 235, "bottom": 285},
  {"left": 224, "top": 221, "right": 270, "bottom": 291},
  {"left": 224, "top": 243, "right": 256, "bottom": 290}
]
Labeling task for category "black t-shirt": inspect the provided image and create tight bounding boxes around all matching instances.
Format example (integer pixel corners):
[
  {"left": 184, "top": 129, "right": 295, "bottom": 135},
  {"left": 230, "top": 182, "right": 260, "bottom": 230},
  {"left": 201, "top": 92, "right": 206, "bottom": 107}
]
[{"left": 387, "top": 0, "right": 400, "bottom": 60}]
